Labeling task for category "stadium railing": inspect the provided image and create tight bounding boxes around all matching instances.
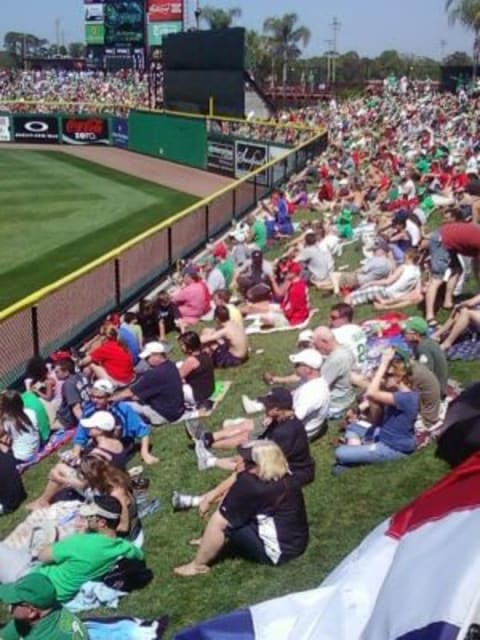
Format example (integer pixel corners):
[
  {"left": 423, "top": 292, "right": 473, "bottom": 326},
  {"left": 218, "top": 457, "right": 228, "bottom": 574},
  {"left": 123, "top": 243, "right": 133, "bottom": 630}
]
[{"left": 0, "top": 111, "right": 326, "bottom": 388}]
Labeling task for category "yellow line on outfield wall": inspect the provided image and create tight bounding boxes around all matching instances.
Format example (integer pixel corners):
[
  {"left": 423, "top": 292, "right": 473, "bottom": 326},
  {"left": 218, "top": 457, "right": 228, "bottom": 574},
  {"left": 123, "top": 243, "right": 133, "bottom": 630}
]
[{"left": 0, "top": 129, "right": 325, "bottom": 322}]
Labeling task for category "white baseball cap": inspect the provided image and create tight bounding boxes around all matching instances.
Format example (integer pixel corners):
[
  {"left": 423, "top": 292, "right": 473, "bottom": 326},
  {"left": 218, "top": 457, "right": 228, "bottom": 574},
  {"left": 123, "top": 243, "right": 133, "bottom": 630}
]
[
  {"left": 289, "top": 348, "right": 323, "bottom": 370},
  {"left": 297, "top": 329, "right": 314, "bottom": 344},
  {"left": 92, "top": 379, "right": 115, "bottom": 395},
  {"left": 80, "top": 411, "right": 116, "bottom": 432},
  {"left": 139, "top": 341, "right": 167, "bottom": 359}
]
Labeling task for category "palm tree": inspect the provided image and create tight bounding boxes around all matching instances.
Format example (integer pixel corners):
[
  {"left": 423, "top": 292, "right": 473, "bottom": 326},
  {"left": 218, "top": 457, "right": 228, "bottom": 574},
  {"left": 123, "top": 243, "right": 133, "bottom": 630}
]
[
  {"left": 446, "top": 0, "right": 480, "bottom": 79},
  {"left": 199, "top": 5, "right": 242, "bottom": 30},
  {"left": 263, "top": 13, "right": 311, "bottom": 88}
]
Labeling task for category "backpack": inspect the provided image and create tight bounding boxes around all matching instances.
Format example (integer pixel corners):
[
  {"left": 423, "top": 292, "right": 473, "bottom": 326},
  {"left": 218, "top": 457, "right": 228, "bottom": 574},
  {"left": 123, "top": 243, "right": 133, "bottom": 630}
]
[{"left": 103, "top": 557, "right": 153, "bottom": 592}]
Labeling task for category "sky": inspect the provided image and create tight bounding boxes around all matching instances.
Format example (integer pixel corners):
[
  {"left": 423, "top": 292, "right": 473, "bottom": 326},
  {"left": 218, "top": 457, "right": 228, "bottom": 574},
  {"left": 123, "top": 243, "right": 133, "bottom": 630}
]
[{"left": 0, "top": 0, "right": 473, "bottom": 60}]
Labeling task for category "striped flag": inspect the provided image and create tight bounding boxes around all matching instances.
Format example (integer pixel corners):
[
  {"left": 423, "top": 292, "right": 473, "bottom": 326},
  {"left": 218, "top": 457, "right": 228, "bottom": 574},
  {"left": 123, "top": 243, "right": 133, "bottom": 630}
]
[{"left": 176, "top": 453, "right": 480, "bottom": 640}]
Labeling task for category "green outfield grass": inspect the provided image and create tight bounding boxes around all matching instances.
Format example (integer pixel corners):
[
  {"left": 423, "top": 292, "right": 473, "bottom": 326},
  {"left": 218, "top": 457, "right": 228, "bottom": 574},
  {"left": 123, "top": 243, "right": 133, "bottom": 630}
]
[
  {"left": 0, "top": 149, "right": 198, "bottom": 309},
  {"left": 0, "top": 209, "right": 475, "bottom": 638}
]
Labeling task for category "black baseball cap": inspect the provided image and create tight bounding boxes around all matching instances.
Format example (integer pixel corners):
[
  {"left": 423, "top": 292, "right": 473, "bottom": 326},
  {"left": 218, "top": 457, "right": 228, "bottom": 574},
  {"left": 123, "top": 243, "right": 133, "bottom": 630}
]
[{"left": 257, "top": 387, "right": 293, "bottom": 411}]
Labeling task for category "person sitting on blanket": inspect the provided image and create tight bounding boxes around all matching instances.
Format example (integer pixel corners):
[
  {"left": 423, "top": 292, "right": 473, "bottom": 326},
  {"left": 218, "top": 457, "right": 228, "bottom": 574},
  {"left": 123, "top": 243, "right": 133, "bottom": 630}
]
[
  {"left": 432, "top": 292, "right": 480, "bottom": 352},
  {"left": 173, "top": 440, "right": 309, "bottom": 577},
  {"left": 313, "top": 327, "right": 356, "bottom": 418},
  {"left": 0, "top": 495, "right": 144, "bottom": 604},
  {"left": 112, "top": 341, "right": 186, "bottom": 425},
  {"left": 328, "top": 303, "right": 368, "bottom": 373},
  {"left": 201, "top": 306, "right": 249, "bottom": 369},
  {"left": 345, "top": 248, "right": 421, "bottom": 309},
  {"left": 79, "top": 324, "right": 135, "bottom": 387},
  {"left": 255, "top": 262, "right": 310, "bottom": 330},
  {"left": 53, "top": 358, "right": 90, "bottom": 430},
  {"left": 9, "top": 458, "right": 142, "bottom": 550},
  {"left": 178, "top": 331, "right": 215, "bottom": 410},
  {"left": 70, "top": 378, "right": 158, "bottom": 465},
  {"left": 179, "top": 387, "right": 315, "bottom": 492},
  {"left": 333, "top": 347, "right": 419, "bottom": 474},
  {"left": 0, "top": 423, "right": 27, "bottom": 515},
  {"left": 171, "top": 264, "right": 211, "bottom": 332},
  {"left": 403, "top": 316, "right": 449, "bottom": 398},
  {"left": 329, "top": 238, "right": 392, "bottom": 297},
  {"left": 0, "top": 390, "right": 40, "bottom": 465},
  {"left": 0, "top": 573, "right": 90, "bottom": 640},
  {"left": 26, "top": 411, "right": 128, "bottom": 511}
]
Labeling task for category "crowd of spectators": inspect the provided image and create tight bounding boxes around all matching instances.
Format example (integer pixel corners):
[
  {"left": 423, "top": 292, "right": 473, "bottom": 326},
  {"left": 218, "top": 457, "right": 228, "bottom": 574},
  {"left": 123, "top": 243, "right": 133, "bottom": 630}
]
[
  {"left": 1, "top": 76, "right": 480, "bottom": 638},
  {"left": 0, "top": 69, "right": 149, "bottom": 114}
]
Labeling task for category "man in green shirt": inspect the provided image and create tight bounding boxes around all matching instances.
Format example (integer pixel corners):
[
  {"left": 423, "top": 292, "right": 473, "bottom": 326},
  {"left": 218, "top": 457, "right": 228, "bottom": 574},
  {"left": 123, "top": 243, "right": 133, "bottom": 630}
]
[
  {"left": 35, "top": 495, "right": 143, "bottom": 603},
  {"left": 211, "top": 243, "right": 235, "bottom": 288},
  {"left": 403, "top": 316, "right": 449, "bottom": 398},
  {"left": 0, "top": 573, "right": 88, "bottom": 639},
  {"left": 246, "top": 213, "right": 267, "bottom": 251}
]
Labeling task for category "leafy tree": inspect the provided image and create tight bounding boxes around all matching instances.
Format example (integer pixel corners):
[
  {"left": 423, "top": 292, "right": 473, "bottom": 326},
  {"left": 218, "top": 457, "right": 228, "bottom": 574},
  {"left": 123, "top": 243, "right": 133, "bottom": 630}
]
[
  {"left": 199, "top": 5, "right": 241, "bottom": 29},
  {"left": 444, "top": 50, "right": 473, "bottom": 65},
  {"left": 263, "top": 13, "right": 310, "bottom": 87},
  {"left": 245, "top": 30, "right": 271, "bottom": 80},
  {"left": 68, "top": 42, "right": 86, "bottom": 58},
  {"left": 446, "top": 0, "right": 480, "bottom": 77}
]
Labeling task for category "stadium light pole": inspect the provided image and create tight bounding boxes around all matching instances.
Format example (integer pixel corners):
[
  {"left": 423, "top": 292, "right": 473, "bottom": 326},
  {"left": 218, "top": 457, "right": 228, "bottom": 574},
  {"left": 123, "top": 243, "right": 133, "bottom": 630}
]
[{"left": 194, "top": 1, "right": 201, "bottom": 30}]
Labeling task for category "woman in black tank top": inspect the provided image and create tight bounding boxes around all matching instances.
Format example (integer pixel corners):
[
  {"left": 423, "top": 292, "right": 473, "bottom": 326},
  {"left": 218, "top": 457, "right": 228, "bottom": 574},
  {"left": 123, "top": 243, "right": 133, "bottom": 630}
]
[{"left": 178, "top": 332, "right": 215, "bottom": 407}]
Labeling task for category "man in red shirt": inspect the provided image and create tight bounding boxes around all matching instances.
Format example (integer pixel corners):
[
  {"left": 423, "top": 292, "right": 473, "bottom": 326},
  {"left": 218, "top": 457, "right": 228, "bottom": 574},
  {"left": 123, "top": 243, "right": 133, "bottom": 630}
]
[
  {"left": 425, "top": 222, "right": 480, "bottom": 324},
  {"left": 259, "top": 262, "right": 310, "bottom": 328}
]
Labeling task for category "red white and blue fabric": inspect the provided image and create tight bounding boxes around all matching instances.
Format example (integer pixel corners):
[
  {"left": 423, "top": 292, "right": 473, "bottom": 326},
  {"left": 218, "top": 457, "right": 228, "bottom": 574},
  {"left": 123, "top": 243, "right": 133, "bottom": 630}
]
[{"left": 175, "top": 453, "right": 480, "bottom": 640}]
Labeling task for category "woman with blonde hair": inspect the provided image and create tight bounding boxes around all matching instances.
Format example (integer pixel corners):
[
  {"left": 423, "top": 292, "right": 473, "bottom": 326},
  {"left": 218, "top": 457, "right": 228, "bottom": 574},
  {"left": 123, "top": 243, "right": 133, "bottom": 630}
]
[{"left": 174, "top": 439, "right": 309, "bottom": 577}]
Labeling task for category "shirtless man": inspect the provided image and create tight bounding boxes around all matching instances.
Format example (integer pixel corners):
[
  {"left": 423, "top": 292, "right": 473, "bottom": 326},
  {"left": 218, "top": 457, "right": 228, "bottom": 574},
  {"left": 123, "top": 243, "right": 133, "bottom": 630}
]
[{"left": 201, "top": 305, "right": 248, "bottom": 368}]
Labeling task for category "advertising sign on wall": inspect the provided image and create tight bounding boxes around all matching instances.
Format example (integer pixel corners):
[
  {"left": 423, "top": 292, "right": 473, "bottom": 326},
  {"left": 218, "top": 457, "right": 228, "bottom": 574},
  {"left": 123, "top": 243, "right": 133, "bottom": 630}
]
[
  {"left": 148, "top": 0, "right": 183, "bottom": 22},
  {"left": 13, "top": 116, "right": 59, "bottom": 143},
  {"left": 85, "top": 3, "right": 104, "bottom": 22},
  {"left": 111, "top": 117, "right": 129, "bottom": 148},
  {"left": 234, "top": 141, "right": 269, "bottom": 184},
  {"left": 0, "top": 116, "right": 11, "bottom": 142},
  {"left": 207, "top": 137, "right": 234, "bottom": 177},
  {"left": 85, "top": 23, "right": 105, "bottom": 45},
  {"left": 104, "top": 0, "right": 145, "bottom": 45},
  {"left": 148, "top": 21, "right": 182, "bottom": 47},
  {"left": 62, "top": 117, "right": 110, "bottom": 145}
]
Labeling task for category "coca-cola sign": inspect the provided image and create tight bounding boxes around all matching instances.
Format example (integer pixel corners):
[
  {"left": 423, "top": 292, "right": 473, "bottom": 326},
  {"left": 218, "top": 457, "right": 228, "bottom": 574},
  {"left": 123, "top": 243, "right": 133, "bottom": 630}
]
[
  {"left": 62, "top": 117, "right": 110, "bottom": 145},
  {"left": 148, "top": 0, "right": 183, "bottom": 22}
]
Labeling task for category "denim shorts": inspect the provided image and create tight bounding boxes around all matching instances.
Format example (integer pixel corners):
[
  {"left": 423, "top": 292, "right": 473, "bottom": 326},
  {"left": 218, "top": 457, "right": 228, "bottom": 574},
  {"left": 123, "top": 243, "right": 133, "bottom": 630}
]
[{"left": 429, "top": 230, "right": 451, "bottom": 278}]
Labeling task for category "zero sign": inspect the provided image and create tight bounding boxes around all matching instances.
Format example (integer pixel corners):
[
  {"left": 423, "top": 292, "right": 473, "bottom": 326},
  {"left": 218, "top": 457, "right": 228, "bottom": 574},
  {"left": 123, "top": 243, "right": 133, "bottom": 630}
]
[{"left": 24, "top": 121, "right": 49, "bottom": 133}]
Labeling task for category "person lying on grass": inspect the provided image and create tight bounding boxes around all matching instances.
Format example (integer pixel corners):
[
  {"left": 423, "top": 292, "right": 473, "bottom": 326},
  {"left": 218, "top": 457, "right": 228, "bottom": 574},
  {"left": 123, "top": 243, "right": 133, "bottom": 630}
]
[
  {"left": 173, "top": 440, "right": 309, "bottom": 577},
  {"left": 0, "top": 495, "right": 143, "bottom": 603}
]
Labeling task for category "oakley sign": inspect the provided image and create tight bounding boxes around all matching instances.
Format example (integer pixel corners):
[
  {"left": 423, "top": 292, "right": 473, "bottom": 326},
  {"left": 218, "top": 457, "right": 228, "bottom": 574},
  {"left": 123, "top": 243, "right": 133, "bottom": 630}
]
[
  {"left": 13, "top": 116, "right": 59, "bottom": 143},
  {"left": 24, "top": 121, "right": 49, "bottom": 133}
]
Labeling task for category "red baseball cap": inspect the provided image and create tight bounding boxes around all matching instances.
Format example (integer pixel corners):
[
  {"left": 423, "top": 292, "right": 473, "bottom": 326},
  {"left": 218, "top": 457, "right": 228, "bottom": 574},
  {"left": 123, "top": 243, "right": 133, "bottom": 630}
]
[
  {"left": 288, "top": 262, "right": 302, "bottom": 275},
  {"left": 211, "top": 242, "right": 227, "bottom": 259}
]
